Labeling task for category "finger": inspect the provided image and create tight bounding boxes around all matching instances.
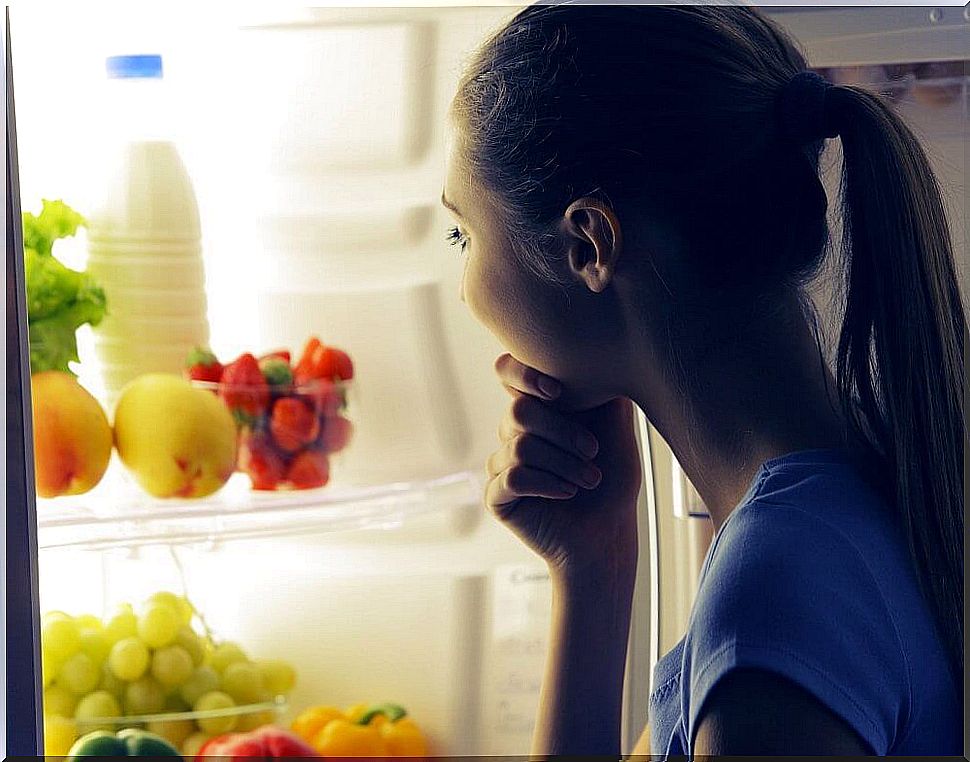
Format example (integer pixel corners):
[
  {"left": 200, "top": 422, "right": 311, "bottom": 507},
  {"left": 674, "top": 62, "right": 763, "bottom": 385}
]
[
  {"left": 487, "top": 433, "right": 602, "bottom": 489},
  {"left": 494, "top": 353, "right": 561, "bottom": 400},
  {"left": 485, "top": 465, "right": 578, "bottom": 514},
  {"left": 499, "top": 391, "right": 600, "bottom": 459}
]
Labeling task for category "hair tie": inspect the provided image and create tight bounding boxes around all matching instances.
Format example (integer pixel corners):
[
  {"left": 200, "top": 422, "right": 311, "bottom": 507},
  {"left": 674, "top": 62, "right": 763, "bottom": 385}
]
[{"left": 776, "top": 70, "right": 840, "bottom": 147}]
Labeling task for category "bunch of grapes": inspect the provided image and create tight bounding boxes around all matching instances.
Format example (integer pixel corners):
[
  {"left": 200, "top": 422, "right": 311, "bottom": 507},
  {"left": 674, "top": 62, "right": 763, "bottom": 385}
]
[{"left": 41, "top": 591, "right": 297, "bottom": 757}]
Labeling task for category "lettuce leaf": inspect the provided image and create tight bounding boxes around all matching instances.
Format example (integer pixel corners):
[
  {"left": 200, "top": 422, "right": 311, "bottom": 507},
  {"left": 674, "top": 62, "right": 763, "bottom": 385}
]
[{"left": 22, "top": 199, "right": 107, "bottom": 375}]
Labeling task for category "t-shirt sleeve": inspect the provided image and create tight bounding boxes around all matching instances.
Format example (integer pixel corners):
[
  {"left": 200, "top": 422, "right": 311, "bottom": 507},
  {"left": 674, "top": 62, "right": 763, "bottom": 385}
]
[{"left": 684, "top": 502, "right": 909, "bottom": 755}]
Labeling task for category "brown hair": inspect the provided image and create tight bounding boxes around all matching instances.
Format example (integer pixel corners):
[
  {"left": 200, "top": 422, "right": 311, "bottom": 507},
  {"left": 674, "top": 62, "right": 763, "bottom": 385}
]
[{"left": 453, "top": 3, "right": 965, "bottom": 679}]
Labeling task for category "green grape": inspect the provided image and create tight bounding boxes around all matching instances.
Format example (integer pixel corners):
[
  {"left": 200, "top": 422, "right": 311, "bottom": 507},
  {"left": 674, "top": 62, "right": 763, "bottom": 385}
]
[
  {"left": 41, "top": 647, "right": 65, "bottom": 688},
  {"left": 182, "top": 732, "right": 212, "bottom": 758},
  {"left": 174, "top": 626, "right": 205, "bottom": 667},
  {"left": 124, "top": 676, "right": 166, "bottom": 716},
  {"left": 163, "top": 692, "right": 190, "bottom": 712},
  {"left": 193, "top": 691, "right": 237, "bottom": 735},
  {"left": 75, "top": 690, "right": 121, "bottom": 732},
  {"left": 209, "top": 642, "right": 247, "bottom": 673},
  {"left": 99, "top": 662, "right": 126, "bottom": 701},
  {"left": 43, "top": 714, "right": 78, "bottom": 756},
  {"left": 108, "top": 637, "right": 149, "bottom": 681},
  {"left": 42, "top": 610, "right": 71, "bottom": 626},
  {"left": 103, "top": 606, "right": 138, "bottom": 645},
  {"left": 236, "top": 709, "right": 276, "bottom": 732},
  {"left": 147, "top": 591, "right": 194, "bottom": 626},
  {"left": 59, "top": 653, "right": 100, "bottom": 695},
  {"left": 79, "top": 629, "right": 110, "bottom": 665},
  {"left": 43, "top": 685, "right": 78, "bottom": 717},
  {"left": 42, "top": 616, "right": 81, "bottom": 661},
  {"left": 219, "top": 661, "right": 269, "bottom": 705},
  {"left": 180, "top": 666, "right": 220, "bottom": 707},
  {"left": 74, "top": 614, "right": 103, "bottom": 632},
  {"left": 255, "top": 659, "right": 297, "bottom": 696},
  {"left": 150, "top": 645, "right": 194, "bottom": 688},
  {"left": 137, "top": 603, "right": 179, "bottom": 649}
]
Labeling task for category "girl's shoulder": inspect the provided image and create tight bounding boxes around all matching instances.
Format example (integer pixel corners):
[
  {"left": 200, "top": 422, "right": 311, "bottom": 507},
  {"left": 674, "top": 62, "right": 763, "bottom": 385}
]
[{"left": 681, "top": 447, "right": 957, "bottom": 755}]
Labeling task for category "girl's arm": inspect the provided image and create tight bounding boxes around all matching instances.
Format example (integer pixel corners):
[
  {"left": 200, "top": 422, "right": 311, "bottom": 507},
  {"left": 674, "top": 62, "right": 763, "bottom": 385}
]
[
  {"left": 530, "top": 561, "right": 636, "bottom": 758},
  {"left": 692, "top": 668, "right": 872, "bottom": 758}
]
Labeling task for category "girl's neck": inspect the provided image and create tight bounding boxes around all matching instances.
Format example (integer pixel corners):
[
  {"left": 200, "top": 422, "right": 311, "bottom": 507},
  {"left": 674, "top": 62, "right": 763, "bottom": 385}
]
[{"left": 630, "top": 300, "right": 848, "bottom": 530}]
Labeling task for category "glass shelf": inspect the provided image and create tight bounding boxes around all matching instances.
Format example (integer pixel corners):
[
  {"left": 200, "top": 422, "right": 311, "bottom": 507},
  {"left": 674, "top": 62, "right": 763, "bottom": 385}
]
[{"left": 36, "top": 463, "right": 485, "bottom": 551}]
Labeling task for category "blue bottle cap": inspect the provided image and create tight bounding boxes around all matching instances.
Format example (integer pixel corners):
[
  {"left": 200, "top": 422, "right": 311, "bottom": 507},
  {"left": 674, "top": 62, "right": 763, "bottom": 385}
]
[{"left": 106, "top": 55, "right": 163, "bottom": 79}]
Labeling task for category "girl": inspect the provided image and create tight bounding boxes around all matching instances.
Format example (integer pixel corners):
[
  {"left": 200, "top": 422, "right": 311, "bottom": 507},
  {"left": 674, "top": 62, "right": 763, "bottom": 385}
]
[{"left": 442, "top": 3, "right": 964, "bottom": 758}]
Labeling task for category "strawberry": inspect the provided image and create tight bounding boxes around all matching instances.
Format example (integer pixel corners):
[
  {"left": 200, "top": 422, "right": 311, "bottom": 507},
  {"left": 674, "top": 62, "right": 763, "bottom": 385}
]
[
  {"left": 286, "top": 449, "right": 330, "bottom": 489},
  {"left": 219, "top": 353, "right": 270, "bottom": 423},
  {"left": 259, "top": 357, "right": 293, "bottom": 387},
  {"left": 318, "top": 415, "right": 354, "bottom": 454},
  {"left": 306, "top": 378, "right": 344, "bottom": 417},
  {"left": 293, "top": 337, "right": 323, "bottom": 385},
  {"left": 184, "top": 347, "right": 223, "bottom": 384},
  {"left": 293, "top": 336, "right": 354, "bottom": 383},
  {"left": 314, "top": 346, "right": 354, "bottom": 381},
  {"left": 258, "top": 349, "right": 291, "bottom": 365},
  {"left": 269, "top": 397, "right": 319, "bottom": 452},
  {"left": 238, "top": 430, "right": 285, "bottom": 490}
]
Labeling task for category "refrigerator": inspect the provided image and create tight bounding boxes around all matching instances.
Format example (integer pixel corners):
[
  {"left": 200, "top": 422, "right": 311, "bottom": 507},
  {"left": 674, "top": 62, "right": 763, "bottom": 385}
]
[{"left": 4, "top": 3, "right": 967, "bottom": 756}]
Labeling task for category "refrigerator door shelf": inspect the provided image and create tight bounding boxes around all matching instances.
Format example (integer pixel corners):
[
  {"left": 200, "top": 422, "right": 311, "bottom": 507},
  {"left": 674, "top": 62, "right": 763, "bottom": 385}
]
[{"left": 36, "top": 466, "right": 484, "bottom": 552}]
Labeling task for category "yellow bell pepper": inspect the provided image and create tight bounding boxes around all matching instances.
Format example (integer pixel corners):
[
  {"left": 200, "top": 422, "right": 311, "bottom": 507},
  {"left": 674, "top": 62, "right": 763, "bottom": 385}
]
[
  {"left": 344, "top": 702, "right": 369, "bottom": 723},
  {"left": 292, "top": 701, "right": 429, "bottom": 757},
  {"left": 291, "top": 705, "right": 345, "bottom": 741},
  {"left": 314, "top": 718, "right": 387, "bottom": 757},
  {"left": 380, "top": 716, "right": 428, "bottom": 757}
]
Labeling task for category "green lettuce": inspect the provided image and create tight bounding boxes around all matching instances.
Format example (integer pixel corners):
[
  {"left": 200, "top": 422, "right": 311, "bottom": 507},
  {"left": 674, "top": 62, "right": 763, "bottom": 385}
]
[{"left": 23, "top": 199, "right": 107, "bottom": 374}]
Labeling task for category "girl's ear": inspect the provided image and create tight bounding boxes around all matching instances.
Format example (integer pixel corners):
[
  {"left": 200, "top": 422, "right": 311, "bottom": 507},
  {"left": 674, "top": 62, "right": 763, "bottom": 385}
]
[{"left": 562, "top": 197, "right": 623, "bottom": 293}]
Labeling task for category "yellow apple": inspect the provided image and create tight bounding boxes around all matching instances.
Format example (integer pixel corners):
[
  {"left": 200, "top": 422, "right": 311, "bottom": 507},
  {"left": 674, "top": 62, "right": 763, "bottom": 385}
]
[
  {"left": 114, "top": 374, "right": 237, "bottom": 498},
  {"left": 31, "top": 371, "right": 113, "bottom": 498}
]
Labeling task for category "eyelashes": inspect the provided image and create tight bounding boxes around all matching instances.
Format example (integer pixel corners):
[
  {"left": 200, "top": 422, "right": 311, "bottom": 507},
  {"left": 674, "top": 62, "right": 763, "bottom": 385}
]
[{"left": 446, "top": 226, "right": 469, "bottom": 255}]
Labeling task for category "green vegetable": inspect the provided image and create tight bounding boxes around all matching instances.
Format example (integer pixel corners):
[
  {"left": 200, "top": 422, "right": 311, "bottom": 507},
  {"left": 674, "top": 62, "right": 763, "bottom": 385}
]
[
  {"left": 66, "top": 728, "right": 181, "bottom": 758},
  {"left": 22, "top": 199, "right": 106, "bottom": 375}
]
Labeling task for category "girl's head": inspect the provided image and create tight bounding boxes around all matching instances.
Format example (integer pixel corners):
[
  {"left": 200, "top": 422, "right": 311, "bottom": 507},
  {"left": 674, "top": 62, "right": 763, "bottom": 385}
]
[
  {"left": 445, "top": 4, "right": 830, "bottom": 409},
  {"left": 446, "top": 2, "right": 965, "bottom": 681}
]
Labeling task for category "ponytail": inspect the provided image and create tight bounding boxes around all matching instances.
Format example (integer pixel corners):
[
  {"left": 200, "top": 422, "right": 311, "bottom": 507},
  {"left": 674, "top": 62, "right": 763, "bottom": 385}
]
[{"left": 830, "top": 83, "right": 966, "bottom": 679}]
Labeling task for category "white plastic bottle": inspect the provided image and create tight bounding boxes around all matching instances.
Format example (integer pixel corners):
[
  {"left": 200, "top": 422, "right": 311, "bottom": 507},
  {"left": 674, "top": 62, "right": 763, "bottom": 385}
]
[{"left": 85, "top": 54, "right": 210, "bottom": 412}]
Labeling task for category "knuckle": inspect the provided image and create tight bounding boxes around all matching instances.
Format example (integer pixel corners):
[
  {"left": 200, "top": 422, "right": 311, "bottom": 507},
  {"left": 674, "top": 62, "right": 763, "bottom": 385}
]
[
  {"left": 510, "top": 433, "right": 530, "bottom": 462},
  {"left": 510, "top": 393, "right": 531, "bottom": 422},
  {"left": 505, "top": 467, "right": 526, "bottom": 493}
]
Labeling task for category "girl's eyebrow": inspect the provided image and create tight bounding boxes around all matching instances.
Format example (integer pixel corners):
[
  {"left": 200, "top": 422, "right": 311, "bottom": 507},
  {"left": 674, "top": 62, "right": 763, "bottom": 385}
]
[{"left": 441, "top": 192, "right": 462, "bottom": 218}]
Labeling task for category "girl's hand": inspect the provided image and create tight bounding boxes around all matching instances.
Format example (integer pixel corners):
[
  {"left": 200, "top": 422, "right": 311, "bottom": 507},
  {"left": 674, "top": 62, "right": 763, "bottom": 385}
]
[{"left": 485, "top": 354, "right": 643, "bottom": 575}]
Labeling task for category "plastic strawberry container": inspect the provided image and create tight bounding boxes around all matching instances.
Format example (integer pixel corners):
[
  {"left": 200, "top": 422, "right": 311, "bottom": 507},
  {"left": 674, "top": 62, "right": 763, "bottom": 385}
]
[{"left": 192, "top": 378, "right": 354, "bottom": 491}]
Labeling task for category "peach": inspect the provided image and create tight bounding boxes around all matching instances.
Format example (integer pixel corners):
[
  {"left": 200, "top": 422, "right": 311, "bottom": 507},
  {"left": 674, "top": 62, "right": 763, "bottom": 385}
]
[{"left": 30, "top": 371, "right": 113, "bottom": 498}]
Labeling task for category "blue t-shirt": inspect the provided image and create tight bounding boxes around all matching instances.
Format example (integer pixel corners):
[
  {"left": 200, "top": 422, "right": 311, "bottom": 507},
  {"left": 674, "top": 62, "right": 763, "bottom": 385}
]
[{"left": 648, "top": 448, "right": 961, "bottom": 757}]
